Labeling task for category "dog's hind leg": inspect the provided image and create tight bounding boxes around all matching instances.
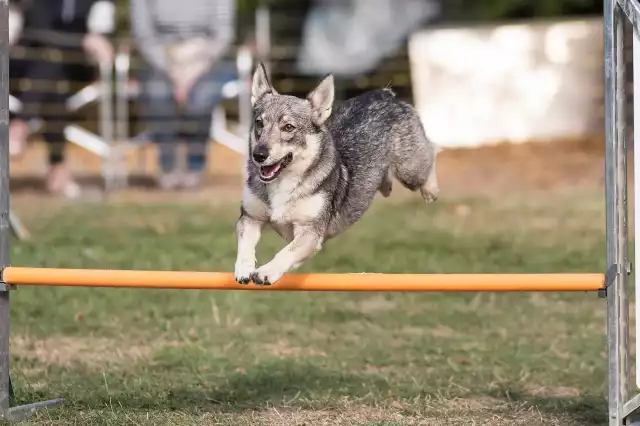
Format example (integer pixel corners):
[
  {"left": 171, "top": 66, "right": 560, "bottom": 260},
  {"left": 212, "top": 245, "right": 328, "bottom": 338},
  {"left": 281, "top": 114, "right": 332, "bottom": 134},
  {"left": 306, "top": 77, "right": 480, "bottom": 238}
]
[
  {"left": 378, "top": 169, "right": 393, "bottom": 197},
  {"left": 392, "top": 150, "right": 439, "bottom": 203},
  {"left": 390, "top": 115, "right": 439, "bottom": 203},
  {"left": 419, "top": 160, "right": 439, "bottom": 203}
]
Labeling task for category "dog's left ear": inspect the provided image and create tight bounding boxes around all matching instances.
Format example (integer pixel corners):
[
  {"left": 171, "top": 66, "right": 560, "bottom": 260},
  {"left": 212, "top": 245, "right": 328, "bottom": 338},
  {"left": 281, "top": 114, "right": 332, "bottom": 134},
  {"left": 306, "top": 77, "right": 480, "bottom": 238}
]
[
  {"left": 251, "top": 63, "right": 276, "bottom": 107},
  {"left": 307, "top": 74, "right": 334, "bottom": 126}
]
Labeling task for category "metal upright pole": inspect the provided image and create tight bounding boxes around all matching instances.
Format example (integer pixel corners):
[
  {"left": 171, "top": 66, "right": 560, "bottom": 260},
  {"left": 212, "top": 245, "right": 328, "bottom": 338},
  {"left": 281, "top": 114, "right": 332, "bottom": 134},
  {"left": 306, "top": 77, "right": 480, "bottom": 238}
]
[
  {"left": 0, "top": 1, "right": 62, "bottom": 419},
  {"left": 605, "top": 0, "right": 631, "bottom": 425},
  {"left": 0, "top": 0, "right": 10, "bottom": 416},
  {"left": 634, "top": 3, "right": 640, "bottom": 396}
]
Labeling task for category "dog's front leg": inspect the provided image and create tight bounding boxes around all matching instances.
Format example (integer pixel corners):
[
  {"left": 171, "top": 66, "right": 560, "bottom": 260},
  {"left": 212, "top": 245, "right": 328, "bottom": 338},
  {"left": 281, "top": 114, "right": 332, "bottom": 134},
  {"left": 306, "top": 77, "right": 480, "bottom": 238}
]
[
  {"left": 251, "top": 224, "right": 323, "bottom": 285},
  {"left": 234, "top": 214, "right": 264, "bottom": 284}
]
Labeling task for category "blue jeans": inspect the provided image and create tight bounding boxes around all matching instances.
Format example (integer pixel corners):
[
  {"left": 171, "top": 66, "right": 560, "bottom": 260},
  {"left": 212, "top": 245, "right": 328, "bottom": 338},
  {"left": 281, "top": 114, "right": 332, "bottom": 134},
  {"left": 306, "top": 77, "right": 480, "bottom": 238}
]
[{"left": 138, "top": 62, "right": 237, "bottom": 173}]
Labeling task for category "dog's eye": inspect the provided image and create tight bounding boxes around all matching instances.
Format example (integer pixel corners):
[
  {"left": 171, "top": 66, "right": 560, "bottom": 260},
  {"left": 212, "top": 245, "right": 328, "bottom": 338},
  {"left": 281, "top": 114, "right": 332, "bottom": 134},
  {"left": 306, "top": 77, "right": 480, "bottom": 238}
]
[
  {"left": 283, "top": 124, "right": 295, "bottom": 132},
  {"left": 255, "top": 118, "right": 263, "bottom": 129}
]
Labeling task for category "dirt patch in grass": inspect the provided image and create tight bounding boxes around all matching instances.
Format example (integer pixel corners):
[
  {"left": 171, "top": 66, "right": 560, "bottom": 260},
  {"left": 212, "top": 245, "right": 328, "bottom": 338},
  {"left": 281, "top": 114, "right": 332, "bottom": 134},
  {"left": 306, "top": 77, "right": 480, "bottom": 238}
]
[
  {"left": 231, "top": 406, "right": 407, "bottom": 426},
  {"left": 346, "top": 295, "right": 398, "bottom": 313},
  {"left": 10, "top": 138, "right": 607, "bottom": 208},
  {"left": 525, "top": 385, "right": 581, "bottom": 398},
  {"left": 263, "top": 339, "right": 327, "bottom": 359},
  {"left": 12, "top": 334, "right": 158, "bottom": 368},
  {"left": 221, "top": 396, "right": 587, "bottom": 426},
  {"left": 431, "top": 138, "right": 604, "bottom": 200}
]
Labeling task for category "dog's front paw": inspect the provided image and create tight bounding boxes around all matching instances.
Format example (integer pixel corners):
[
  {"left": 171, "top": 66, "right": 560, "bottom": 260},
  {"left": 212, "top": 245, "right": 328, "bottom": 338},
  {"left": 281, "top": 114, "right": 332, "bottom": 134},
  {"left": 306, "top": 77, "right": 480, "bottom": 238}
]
[
  {"left": 234, "top": 259, "right": 255, "bottom": 285},
  {"left": 250, "top": 262, "right": 285, "bottom": 286}
]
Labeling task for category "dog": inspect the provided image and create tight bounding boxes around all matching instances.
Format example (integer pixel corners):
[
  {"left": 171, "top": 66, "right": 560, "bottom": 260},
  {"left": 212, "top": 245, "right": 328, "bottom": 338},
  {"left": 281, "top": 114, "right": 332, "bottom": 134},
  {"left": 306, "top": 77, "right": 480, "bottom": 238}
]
[{"left": 234, "top": 63, "right": 439, "bottom": 285}]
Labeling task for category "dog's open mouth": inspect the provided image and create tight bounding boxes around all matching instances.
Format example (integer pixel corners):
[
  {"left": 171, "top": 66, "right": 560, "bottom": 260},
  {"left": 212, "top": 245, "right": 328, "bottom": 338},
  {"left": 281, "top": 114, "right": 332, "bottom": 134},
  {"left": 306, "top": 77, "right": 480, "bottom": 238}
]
[{"left": 258, "top": 153, "right": 293, "bottom": 182}]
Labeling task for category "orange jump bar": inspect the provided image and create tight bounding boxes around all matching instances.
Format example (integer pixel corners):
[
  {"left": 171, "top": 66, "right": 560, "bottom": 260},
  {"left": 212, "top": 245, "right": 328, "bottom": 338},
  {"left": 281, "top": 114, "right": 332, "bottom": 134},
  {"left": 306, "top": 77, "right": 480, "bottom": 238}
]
[{"left": 1, "top": 267, "right": 604, "bottom": 292}]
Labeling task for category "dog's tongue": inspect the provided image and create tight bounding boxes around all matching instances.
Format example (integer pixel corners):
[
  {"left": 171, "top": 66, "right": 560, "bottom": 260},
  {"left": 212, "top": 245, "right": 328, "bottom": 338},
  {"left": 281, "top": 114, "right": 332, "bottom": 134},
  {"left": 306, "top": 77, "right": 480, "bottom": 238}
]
[{"left": 260, "top": 163, "right": 281, "bottom": 179}]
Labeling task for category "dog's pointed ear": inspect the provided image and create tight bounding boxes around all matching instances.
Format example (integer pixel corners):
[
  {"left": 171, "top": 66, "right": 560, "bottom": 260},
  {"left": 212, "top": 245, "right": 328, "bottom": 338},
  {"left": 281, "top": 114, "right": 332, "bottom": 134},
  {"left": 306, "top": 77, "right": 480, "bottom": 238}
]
[
  {"left": 251, "top": 63, "right": 275, "bottom": 107},
  {"left": 307, "top": 74, "right": 334, "bottom": 126}
]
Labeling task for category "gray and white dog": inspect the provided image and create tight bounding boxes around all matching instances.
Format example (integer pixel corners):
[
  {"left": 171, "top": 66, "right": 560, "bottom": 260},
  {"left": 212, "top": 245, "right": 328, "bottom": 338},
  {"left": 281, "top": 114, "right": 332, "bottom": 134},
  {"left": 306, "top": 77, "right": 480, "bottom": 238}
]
[{"left": 234, "top": 64, "right": 439, "bottom": 285}]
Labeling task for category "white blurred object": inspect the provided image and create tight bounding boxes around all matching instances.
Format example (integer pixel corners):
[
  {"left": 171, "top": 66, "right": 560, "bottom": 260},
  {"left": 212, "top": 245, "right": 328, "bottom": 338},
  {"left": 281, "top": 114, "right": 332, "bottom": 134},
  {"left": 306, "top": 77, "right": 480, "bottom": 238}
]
[
  {"left": 87, "top": 0, "right": 115, "bottom": 34},
  {"left": 62, "top": 181, "right": 82, "bottom": 199},
  {"left": 297, "top": 0, "right": 440, "bottom": 76},
  {"left": 9, "top": 94, "right": 22, "bottom": 113},
  {"left": 8, "top": 5, "right": 23, "bottom": 46},
  {"left": 408, "top": 19, "right": 603, "bottom": 148}
]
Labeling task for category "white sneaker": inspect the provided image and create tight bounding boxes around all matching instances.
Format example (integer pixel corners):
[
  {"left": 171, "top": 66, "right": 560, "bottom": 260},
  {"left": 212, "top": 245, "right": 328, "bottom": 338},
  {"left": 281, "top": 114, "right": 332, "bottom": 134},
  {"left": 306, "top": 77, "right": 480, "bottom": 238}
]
[
  {"left": 46, "top": 163, "right": 81, "bottom": 199},
  {"left": 157, "top": 171, "right": 181, "bottom": 190},
  {"left": 181, "top": 171, "right": 204, "bottom": 190}
]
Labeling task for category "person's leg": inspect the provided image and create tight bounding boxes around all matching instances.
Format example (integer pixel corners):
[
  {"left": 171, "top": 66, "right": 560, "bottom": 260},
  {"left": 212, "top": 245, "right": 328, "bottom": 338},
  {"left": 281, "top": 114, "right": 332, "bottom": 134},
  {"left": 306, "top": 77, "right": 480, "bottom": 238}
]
[
  {"left": 13, "top": 48, "right": 82, "bottom": 196},
  {"left": 41, "top": 85, "right": 83, "bottom": 197},
  {"left": 45, "top": 43, "right": 100, "bottom": 198},
  {"left": 137, "top": 64, "right": 181, "bottom": 188},
  {"left": 9, "top": 52, "right": 30, "bottom": 158},
  {"left": 181, "top": 62, "right": 238, "bottom": 188}
]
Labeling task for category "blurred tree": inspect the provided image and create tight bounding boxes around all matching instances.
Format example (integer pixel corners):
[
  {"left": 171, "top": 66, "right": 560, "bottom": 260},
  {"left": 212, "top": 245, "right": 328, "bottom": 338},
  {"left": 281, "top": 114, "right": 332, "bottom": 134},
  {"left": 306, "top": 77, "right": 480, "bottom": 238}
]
[
  {"left": 443, "top": 0, "right": 602, "bottom": 21},
  {"left": 114, "top": 0, "right": 602, "bottom": 36},
  {"left": 236, "top": 0, "right": 289, "bottom": 11}
]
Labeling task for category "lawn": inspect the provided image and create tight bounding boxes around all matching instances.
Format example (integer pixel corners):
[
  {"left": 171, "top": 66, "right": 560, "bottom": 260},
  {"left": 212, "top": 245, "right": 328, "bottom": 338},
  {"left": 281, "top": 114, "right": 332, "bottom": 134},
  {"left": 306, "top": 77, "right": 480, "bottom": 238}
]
[{"left": 5, "top": 186, "right": 609, "bottom": 425}]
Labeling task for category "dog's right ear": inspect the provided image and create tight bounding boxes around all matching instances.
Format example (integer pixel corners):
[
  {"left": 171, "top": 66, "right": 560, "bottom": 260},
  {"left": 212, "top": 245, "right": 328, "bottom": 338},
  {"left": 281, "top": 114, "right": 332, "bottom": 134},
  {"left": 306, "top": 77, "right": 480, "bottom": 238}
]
[
  {"left": 307, "top": 74, "right": 335, "bottom": 126},
  {"left": 251, "top": 63, "right": 275, "bottom": 107}
]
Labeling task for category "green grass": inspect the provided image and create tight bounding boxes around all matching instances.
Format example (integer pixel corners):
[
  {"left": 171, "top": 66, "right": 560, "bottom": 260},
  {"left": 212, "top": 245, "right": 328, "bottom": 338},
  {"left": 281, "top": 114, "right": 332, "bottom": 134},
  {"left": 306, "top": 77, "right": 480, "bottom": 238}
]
[{"left": 5, "top": 188, "right": 609, "bottom": 425}]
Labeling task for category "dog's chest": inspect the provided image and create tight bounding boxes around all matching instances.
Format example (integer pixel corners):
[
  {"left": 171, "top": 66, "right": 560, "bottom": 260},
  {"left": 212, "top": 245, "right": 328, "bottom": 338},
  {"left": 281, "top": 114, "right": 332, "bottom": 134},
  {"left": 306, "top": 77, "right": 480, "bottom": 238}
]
[
  {"left": 268, "top": 185, "right": 295, "bottom": 223},
  {"left": 268, "top": 181, "right": 324, "bottom": 224},
  {"left": 242, "top": 181, "right": 325, "bottom": 225}
]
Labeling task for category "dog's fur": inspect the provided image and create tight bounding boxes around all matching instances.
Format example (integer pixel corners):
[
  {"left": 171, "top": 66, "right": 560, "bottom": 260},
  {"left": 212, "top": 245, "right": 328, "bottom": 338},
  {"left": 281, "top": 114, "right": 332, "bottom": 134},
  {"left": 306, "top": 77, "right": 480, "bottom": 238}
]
[{"left": 234, "top": 64, "right": 439, "bottom": 285}]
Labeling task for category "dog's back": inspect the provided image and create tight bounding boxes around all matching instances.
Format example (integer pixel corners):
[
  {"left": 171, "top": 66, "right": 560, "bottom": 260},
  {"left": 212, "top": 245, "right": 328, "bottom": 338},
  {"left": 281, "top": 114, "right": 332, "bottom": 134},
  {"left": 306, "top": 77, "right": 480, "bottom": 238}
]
[{"left": 328, "top": 89, "right": 439, "bottom": 226}]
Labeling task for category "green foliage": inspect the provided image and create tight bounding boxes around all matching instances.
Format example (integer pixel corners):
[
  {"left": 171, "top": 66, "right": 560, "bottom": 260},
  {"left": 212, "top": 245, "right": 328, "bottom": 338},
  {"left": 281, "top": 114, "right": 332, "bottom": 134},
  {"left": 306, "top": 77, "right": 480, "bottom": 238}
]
[
  {"left": 446, "top": 0, "right": 602, "bottom": 21},
  {"left": 236, "top": 0, "right": 288, "bottom": 12}
]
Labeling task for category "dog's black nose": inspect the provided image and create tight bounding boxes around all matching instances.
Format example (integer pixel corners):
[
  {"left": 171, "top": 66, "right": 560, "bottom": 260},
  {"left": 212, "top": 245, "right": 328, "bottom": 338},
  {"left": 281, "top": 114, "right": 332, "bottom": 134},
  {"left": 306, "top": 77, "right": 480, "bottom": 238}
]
[{"left": 252, "top": 145, "right": 269, "bottom": 163}]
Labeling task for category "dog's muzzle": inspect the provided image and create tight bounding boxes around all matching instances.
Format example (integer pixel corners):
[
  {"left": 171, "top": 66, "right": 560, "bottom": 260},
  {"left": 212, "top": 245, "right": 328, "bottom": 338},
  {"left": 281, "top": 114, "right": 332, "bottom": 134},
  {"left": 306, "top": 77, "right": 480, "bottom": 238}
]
[
  {"left": 252, "top": 145, "right": 270, "bottom": 164},
  {"left": 258, "top": 153, "right": 293, "bottom": 182}
]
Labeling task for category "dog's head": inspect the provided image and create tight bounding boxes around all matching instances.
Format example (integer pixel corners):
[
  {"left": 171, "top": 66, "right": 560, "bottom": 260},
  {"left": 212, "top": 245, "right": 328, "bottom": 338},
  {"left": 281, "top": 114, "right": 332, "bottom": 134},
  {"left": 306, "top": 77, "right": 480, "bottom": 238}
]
[{"left": 249, "top": 63, "right": 335, "bottom": 183}]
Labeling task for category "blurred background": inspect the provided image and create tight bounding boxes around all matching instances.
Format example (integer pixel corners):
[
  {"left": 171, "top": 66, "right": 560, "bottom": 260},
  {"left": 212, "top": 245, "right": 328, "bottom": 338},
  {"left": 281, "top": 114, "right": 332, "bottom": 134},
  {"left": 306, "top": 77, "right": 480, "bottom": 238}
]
[{"left": 6, "top": 0, "right": 608, "bottom": 201}]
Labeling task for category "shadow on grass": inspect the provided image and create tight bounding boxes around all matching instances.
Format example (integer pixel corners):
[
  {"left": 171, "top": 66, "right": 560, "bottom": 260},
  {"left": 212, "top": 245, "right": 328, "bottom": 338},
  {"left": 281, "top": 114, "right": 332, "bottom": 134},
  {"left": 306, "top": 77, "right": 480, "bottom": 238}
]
[
  {"left": 169, "top": 363, "right": 391, "bottom": 410},
  {"left": 13, "top": 362, "right": 608, "bottom": 426},
  {"left": 14, "top": 361, "right": 391, "bottom": 412}
]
